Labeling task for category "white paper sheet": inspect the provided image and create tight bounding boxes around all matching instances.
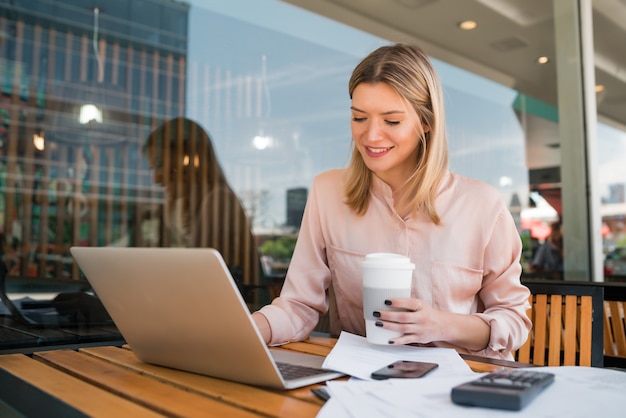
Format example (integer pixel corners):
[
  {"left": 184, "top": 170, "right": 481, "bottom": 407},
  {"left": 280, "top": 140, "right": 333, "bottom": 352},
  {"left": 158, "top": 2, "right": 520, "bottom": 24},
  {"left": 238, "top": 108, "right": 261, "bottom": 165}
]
[
  {"left": 317, "top": 364, "right": 626, "bottom": 418},
  {"left": 322, "top": 331, "right": 475, "bottom": 380}
]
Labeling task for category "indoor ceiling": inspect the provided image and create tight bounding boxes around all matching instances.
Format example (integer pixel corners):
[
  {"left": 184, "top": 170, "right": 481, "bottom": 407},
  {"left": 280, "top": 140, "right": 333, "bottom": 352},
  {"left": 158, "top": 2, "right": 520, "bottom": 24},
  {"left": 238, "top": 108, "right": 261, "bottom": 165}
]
[{"left": 282, "top": 0, "right": 626, "bottom": 130}]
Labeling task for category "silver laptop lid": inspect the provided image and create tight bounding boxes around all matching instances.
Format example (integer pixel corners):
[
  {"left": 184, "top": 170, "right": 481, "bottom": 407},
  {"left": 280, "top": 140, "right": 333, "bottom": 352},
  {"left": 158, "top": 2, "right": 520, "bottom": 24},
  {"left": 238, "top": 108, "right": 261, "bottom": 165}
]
[{"left": 70, "top": 247, "right": 298, "bottom": 388}]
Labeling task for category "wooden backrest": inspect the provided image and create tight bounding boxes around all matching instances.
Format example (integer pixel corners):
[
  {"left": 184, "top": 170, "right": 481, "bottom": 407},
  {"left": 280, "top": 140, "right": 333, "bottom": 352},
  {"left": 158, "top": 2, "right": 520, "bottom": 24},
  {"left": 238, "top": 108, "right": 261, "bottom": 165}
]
[
  {"left": 604, "top": 300, "right": 626, "bottom": 357},
  {"left": 603, "top": 283, "right": 626, "bottom": 368},
  {"left": 515, "top": 280, "right": 604, "bottom": 367}
]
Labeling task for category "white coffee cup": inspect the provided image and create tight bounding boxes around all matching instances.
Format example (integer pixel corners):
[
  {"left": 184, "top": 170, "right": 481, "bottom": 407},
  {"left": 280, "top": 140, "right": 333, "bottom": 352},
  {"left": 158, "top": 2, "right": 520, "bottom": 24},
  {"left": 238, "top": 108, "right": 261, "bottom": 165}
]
[{"left": 362, "top": 252, "right": 415, "bottom": 344}]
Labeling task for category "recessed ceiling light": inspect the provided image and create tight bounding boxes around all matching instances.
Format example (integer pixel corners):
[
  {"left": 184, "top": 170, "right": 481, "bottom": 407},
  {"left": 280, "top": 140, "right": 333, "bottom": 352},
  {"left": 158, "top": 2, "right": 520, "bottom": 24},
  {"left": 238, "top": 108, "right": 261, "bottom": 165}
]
[
  {"left": 458, "top": 20, "right": 477, "bottom": 30},
  {"left": 537, "top": 56, "right": 550, "bottom": 64},
  {"left": 595, "top": 84, "right": 605, "bottom": 93}
]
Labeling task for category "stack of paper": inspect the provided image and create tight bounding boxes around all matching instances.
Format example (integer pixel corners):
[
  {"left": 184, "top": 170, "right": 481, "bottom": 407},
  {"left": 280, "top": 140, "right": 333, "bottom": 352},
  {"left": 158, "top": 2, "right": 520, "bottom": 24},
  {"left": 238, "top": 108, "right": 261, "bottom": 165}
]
[{"left": 319, "top": 332, "right": 626, "bottom": 418}]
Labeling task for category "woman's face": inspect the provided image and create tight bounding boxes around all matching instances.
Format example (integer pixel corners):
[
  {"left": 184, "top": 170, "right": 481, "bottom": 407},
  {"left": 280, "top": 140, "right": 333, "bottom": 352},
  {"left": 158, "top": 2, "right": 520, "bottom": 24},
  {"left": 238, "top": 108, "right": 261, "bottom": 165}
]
[
  {"left": 147, "top": 142, "right": 195, "bottom": 198},
  {"left": 350, "top": 82, "right": 428, "bottom": 190}
]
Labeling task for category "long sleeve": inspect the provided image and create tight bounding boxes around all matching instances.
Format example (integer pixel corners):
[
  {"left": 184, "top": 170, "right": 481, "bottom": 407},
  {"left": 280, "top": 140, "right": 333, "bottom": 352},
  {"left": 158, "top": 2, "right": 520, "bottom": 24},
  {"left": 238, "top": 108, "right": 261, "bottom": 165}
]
[
  {"left": 257, "top": 172, "right": 333, "bottom": 345},
  {"left": 471, "top": 205, "right": 532, "bottom": 357}
]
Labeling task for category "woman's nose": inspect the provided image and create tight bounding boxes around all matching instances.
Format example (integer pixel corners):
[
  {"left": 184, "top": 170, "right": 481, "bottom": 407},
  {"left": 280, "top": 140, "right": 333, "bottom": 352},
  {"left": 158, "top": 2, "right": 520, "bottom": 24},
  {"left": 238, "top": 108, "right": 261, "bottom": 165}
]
[{"left": 366, "top": 120, "right": 384, "bottom": 141}]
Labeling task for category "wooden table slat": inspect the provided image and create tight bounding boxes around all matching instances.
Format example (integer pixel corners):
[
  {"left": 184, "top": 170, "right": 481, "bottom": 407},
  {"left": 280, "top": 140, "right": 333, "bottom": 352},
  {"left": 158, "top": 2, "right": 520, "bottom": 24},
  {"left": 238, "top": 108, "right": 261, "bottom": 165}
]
[
  {"left": 303, "top": 335, "right": 339, "bottom": 348},
  {"left": 0, "top": 354, "right": 162, "bottom": 418},
  {"left": 34, "top": 349, "right": 262, "bottom": 418},
  {"left": 276, "top": 341, "right": 333, "bottom": 357},
  {"left": 77, "top": 346, "right": 322, "bottom": 418}
]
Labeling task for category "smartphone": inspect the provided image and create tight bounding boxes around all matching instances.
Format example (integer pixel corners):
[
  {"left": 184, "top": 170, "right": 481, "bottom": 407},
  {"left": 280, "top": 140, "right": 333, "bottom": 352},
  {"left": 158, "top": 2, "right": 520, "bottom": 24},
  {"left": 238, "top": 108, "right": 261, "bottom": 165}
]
[
  {"left": 311, "top": 387, "right": 331, "bottom": 402},
  {"left": 371, "top": 360, "right": 439, "bottom": 380}
]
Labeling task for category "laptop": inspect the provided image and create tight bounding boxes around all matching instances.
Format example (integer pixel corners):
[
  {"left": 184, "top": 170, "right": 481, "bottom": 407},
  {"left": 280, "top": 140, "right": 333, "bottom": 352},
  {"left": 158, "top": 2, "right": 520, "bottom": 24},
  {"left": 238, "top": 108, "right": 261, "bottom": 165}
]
[{"left": 69, "top": 246, "right": 343, "bottom": 390}]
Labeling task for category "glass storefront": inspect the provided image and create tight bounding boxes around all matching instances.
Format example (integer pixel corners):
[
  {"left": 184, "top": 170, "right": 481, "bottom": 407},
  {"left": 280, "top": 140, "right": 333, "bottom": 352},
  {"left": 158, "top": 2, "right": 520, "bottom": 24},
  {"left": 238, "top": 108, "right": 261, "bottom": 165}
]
[{"left": 0, "top": 0, "right": 625, "bottom": 348}]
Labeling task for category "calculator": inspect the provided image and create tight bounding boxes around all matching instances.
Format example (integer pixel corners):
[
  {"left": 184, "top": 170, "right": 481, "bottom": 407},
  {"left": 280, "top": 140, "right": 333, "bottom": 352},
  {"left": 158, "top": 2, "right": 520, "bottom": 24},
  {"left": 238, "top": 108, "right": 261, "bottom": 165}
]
[{"left": 451, "top": 368, "right": 555, "bottom": 411}]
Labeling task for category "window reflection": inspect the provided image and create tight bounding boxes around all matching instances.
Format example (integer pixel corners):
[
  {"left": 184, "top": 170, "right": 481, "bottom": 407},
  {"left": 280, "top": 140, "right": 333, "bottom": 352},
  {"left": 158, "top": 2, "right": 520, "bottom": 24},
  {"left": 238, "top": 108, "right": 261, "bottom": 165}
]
[
  {"left": 143, "top": 117, "right": 260, "bottom": 291},
  {"left": 0, "top": 0, "right": 625, "bottom": 302},
  {"left": 0, "top": 0, "right": 187, "bottom": 280}
]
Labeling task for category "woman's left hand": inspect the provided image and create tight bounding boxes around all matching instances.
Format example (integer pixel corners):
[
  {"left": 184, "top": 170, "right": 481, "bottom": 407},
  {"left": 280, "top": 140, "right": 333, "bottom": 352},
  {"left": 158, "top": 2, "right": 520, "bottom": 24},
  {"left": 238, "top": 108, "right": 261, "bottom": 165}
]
[
  {"left": 373, "top": 297, "right": 443, "bottom": 345},
  {"left": 373, "top": 297, "right": 491, "bottom": 350}
]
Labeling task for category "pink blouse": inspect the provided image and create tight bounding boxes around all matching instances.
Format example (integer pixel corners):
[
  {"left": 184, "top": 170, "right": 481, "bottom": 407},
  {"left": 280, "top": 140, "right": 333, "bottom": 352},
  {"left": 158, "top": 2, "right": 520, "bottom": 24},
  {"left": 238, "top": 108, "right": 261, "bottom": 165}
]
[{"left": 258, "top": 169, "right": 531, "bottom": 359}]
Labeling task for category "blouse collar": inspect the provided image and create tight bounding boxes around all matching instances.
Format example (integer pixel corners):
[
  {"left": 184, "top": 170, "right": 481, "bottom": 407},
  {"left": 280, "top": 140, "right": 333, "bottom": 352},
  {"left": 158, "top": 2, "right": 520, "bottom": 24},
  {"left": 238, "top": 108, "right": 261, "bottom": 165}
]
[{"left": 370, "top": 170, "right": 453, "bottom": 200}]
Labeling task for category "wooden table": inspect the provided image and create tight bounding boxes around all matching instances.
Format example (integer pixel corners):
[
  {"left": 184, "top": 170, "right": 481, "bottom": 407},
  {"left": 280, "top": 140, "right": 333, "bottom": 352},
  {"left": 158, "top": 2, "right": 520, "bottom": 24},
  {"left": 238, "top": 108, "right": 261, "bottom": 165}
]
[{"left": 0, "top": 336, "right": 528, "bottom": 417}]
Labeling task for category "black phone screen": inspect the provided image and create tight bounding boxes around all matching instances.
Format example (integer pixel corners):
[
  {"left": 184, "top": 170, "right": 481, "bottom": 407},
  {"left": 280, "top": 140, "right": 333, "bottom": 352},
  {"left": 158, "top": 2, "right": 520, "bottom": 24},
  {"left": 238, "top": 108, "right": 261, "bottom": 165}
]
[{"left": 371, "top": 360, "right": 439, "bottom": 380}]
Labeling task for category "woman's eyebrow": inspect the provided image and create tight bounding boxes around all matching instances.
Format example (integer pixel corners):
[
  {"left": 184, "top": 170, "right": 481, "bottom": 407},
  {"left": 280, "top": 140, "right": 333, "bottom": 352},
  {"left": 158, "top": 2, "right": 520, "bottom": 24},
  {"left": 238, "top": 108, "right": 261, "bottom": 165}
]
[
  {"left": 381, "top": 110, "right": 405, "bottom": 116},
  {"left": 350, "top": 106, "right": 405, "bottom": 115}
]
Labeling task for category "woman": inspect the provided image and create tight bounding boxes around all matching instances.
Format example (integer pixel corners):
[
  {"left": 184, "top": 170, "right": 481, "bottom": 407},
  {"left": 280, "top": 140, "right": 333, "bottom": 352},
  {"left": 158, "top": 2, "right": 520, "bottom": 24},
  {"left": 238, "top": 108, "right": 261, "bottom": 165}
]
[
  {"left": 144, "top": 117, "right": 260, "bottom": 293},
  {"left": 252, "top": 44, "right": 530, "bottom": 359}
]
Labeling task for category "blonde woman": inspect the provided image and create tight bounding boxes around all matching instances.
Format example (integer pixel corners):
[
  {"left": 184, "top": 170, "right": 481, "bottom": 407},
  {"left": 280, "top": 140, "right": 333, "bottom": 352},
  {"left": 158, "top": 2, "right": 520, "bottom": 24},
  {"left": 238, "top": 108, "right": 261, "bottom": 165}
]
[{"left": 253, "top": 44, "right": 530, "bottom": 360}]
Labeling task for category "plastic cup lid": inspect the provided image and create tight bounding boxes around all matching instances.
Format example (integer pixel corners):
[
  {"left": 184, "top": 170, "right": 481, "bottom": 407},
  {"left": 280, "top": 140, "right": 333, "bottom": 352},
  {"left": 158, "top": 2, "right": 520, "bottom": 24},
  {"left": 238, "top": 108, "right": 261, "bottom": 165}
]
[{"left": 361, "top": 252, "right": 415, "bottom": 269}]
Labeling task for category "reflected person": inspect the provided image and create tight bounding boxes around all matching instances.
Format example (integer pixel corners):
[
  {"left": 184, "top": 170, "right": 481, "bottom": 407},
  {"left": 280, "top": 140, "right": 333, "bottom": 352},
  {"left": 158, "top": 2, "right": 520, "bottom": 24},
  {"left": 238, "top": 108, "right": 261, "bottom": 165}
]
[{"left": 144, "top": 117, "right": 260, "bottom": 291}]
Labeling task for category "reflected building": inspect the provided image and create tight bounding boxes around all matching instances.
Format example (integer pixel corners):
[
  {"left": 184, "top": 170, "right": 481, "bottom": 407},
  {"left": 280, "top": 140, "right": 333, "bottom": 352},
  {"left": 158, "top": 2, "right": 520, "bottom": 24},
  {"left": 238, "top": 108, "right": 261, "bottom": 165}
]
[
  {"left": 608, "top": 184, "right": 625, "bottom": 204},
  {"left": 0, "top": 0, "right": 189, "bottom": 278},
  {"left": 286, "top": 187, "right": 307, "bottom": 230}
]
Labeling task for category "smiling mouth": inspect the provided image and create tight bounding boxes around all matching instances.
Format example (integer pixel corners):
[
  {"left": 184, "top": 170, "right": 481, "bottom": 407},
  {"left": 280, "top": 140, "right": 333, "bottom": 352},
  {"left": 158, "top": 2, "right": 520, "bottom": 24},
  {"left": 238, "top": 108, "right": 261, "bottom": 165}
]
[{"left": 366, "top": 146, "right": 393, "bottom": 154}]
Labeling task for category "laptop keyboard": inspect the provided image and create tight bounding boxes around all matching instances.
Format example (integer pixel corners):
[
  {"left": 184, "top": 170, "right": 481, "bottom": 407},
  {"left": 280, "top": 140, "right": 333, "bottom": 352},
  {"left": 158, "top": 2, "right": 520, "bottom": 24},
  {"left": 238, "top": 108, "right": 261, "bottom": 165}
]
[{"left": 276, "top": 362, "right": 329, "bottom": 380}]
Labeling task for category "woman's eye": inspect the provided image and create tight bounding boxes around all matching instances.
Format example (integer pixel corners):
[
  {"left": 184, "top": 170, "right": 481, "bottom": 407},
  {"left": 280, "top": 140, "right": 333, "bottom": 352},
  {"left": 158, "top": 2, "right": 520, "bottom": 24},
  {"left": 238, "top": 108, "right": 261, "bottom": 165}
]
[
  {"left": 385, "top": 120, "right": 400, "bottom": 126},
  {"left": 352, "top": 116, "right": 366, "bottom": 122}
]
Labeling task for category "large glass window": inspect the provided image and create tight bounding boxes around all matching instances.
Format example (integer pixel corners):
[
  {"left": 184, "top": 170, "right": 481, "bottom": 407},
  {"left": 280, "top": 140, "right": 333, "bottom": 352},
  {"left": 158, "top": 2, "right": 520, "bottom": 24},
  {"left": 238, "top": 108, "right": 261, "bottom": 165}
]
[
  {"left": 1, "top": 0, "right": 626, "bottom": 351},
  {"left": 599, "top": 123, "right": 626, "bottom": 264},
  {"left": 0, "top": 0, "right": 559, "bottom": 292}
]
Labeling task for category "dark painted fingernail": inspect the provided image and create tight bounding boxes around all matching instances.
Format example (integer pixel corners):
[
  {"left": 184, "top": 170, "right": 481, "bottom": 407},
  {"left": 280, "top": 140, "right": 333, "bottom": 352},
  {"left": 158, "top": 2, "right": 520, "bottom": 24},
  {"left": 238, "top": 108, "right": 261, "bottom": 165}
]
[
  {"left": 388, "top": 340, "right": 395, "bottom": 345},
  {"left": 384, "top": 300, "right": 392, "bottom": 306},
  {"left": 373, "top": 311, "right": 381, "bottom": 318},
  {"left": 375, "top": 321, "right": 383, "bottom": 327}
]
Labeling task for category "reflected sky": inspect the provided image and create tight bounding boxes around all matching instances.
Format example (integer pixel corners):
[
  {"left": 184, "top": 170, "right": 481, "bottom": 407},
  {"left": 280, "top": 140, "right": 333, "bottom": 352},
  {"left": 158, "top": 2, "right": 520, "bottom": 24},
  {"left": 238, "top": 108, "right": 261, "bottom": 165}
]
[{"left": 184, "top": 0, "right": 625, "bottom": 227}]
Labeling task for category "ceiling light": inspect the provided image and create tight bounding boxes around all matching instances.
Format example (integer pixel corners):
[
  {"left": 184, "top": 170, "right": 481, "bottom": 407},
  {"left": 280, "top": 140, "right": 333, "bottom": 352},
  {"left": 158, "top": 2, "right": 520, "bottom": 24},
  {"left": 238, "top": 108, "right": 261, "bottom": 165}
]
[
  {"left": 595, "top": 84, "right": 605, "bottom": 93},
  {"left": 253, "top": 135, "right": 273, "bottom": 150},
  {"left": 499, "top": 176, "right": 512, "bottom": 187},
  {"left": 79, "top": 103, "right": 103, "bottom": 124},
  {"left": 182, "top": 154, "right": 200, "bottom": 167},
  {"left": 537, "top": 56, "right": 550, "bottom": 64},
  {"left": 458, "top": 20, "right": 478, "bottom": 30},
  {"left": 33, "top": 131, "right": 45, "bottom": 151}
]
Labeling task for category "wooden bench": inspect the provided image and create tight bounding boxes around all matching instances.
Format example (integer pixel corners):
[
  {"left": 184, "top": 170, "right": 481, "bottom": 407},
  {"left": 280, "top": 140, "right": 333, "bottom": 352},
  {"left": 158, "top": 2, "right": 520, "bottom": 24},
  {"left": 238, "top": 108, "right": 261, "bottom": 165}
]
[{"left": 516, "top": 280, "right": 604, "bottom": 367}]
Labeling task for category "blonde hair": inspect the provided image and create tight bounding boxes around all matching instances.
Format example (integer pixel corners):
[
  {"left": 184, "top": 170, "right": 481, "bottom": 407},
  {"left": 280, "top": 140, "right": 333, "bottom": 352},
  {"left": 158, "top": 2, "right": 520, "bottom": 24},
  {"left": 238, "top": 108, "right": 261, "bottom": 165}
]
[{"left": 345, "top": 43, "right": 448, "bottom": 224}]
